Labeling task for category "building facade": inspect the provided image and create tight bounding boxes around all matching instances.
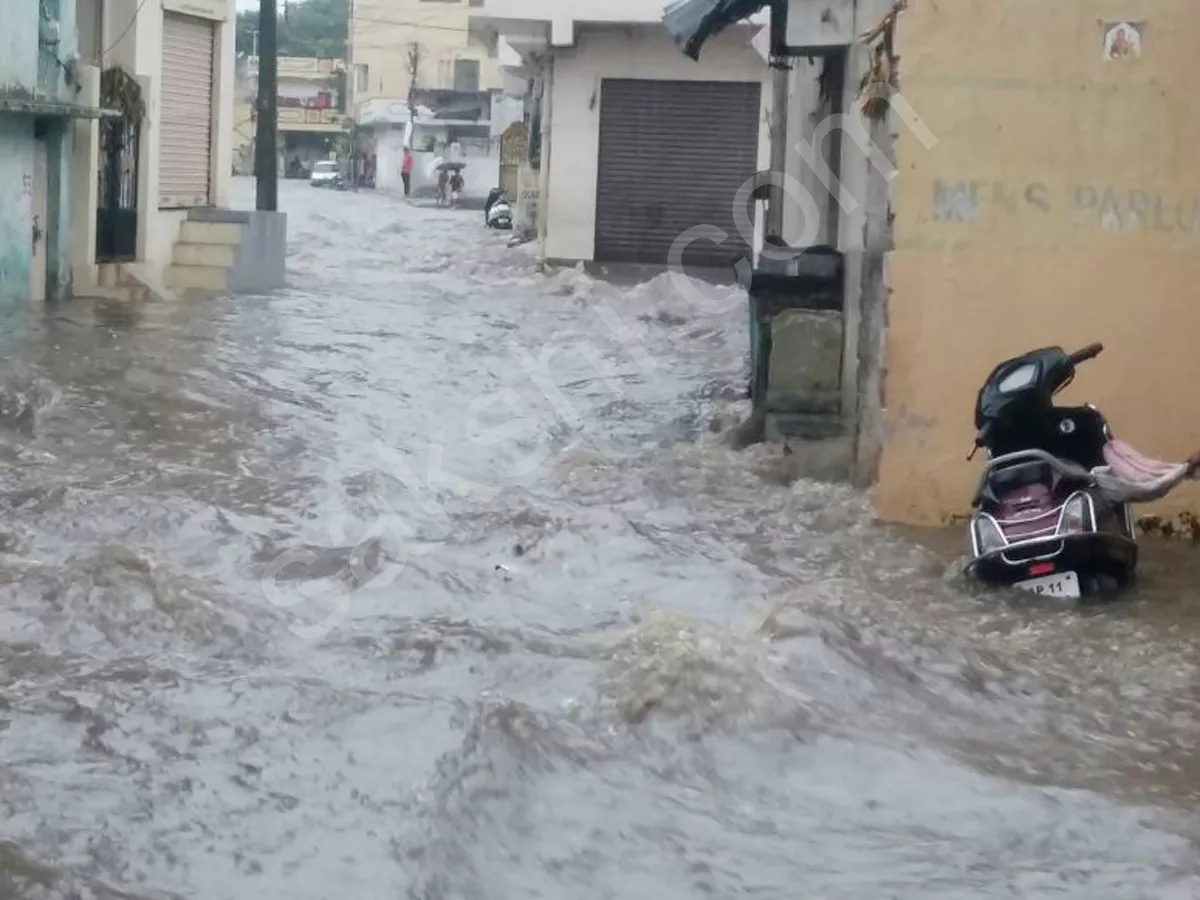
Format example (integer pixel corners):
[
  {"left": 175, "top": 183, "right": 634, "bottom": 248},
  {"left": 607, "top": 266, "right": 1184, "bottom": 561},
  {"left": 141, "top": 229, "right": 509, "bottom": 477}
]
[
  {"left": 658, "top": 0, "right": 895, "bottom": 465},
  {"left": 349, "top": 0, "right": 503, "bottom": 113},
  {"left": 473, "top": 0, "right": 773, "bottom": 269},
  {"left": 0, "top": 0, "right": 112, "bottom": 305},
  {"left": 666, "top": 0, "right": 1200, "bottom": 530},
  {"left": 874, "top": 0, "right": 1200, "bottom": 528},
  {"left": 72, "top": 0, "right": 237, "bottom": 294},
  {"left": 348, "top": 0, "right": 508, "bottom": 198},
  {"left": 238, "top": 55, "right": 349, "bottom": 178},
  {"left": 358, "top": 88, "right": 498, "bottom": 196}
]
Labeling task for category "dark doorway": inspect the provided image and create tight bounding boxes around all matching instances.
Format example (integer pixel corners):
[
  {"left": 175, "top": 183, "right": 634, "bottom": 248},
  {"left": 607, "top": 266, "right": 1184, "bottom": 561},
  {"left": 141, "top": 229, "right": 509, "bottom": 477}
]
[{"left": 96, "top": 68, "right": 142, "bottom": 263}]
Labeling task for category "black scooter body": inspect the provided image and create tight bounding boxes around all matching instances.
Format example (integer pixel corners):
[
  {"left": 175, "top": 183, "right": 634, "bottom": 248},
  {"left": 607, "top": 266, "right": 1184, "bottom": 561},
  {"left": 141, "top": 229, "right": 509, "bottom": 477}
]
[{"left": 965, "top": 344, "right": 1138, "bottom": 599}]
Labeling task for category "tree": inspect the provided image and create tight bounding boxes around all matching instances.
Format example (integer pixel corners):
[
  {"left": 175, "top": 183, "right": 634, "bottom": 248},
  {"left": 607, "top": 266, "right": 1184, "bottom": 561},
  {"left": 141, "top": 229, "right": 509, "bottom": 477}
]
[{"left": 236, "top": 0, "right": 349, "bottom": 58}]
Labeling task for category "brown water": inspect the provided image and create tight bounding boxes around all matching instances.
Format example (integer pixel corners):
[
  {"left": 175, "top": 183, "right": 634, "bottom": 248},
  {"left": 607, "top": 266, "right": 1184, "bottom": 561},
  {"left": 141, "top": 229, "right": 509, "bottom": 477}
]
[{"left": 1, "top": 181, "right": 1199, "bottom": 899}]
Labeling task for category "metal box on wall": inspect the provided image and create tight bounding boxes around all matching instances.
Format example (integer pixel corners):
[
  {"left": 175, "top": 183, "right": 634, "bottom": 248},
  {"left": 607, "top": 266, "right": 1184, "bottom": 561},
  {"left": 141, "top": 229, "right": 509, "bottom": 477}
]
[
  {"left": 784, "top": 0, "right": 856, "bottom": 50},
  {"left": 748, "top": 244, "right": 845, "bottom": 439}
]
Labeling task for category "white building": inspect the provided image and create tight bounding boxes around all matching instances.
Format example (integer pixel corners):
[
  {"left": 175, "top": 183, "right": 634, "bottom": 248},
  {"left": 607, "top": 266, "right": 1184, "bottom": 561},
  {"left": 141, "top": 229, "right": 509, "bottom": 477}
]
[
  {"left": 73, "top": 0, "right": 238, "bottom": 296},
  {"left": 470, "top": 0, "right": 772, "bottom": 269},
  {"left": 356, "top": 93, "right": 500, "bottom": 198},
  {"left": 660, "top": 0, "right": 900, "bottom": 466}
]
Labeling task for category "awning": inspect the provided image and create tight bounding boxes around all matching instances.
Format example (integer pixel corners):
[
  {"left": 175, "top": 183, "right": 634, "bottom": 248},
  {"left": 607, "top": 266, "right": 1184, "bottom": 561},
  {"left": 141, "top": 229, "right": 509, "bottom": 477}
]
[
  {"left": 0, "top": 96, "right": 121, "bottom": 119},
  {"left": 662, "top": 0, "right": 772, "bottom": 60}
]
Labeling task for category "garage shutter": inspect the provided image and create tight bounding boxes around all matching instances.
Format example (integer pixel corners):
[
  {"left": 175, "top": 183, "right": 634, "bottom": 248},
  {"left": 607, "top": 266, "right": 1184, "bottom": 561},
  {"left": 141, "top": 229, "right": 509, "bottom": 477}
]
[
  {"left": 160, "top": 12, "right": 215, "bottom": 207},
  {"left": 594, "top": 79, "right": 761, "bottom": 269}
]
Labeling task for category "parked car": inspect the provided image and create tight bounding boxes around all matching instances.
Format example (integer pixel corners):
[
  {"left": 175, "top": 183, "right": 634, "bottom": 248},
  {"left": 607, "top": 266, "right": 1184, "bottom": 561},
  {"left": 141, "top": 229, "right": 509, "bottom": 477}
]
[{"left": 310, "top": 160, "right": 341, "bottom": 188}]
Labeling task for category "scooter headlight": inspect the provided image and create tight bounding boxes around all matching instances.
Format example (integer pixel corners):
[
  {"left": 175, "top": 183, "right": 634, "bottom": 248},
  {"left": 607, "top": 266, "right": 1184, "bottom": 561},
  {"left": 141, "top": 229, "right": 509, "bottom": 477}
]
[
  {"left": 1059, "top": 494, "right": 1090, "bottom": 534},
  {"left": 974, "top": 515, "right": 1007, "bottom": 554}
]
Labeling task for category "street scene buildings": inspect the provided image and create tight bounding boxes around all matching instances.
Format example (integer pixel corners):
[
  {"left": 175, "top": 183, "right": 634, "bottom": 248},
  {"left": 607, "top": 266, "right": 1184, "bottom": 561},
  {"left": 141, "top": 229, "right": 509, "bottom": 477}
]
[
  {"left": 471, "top": 0, "right": 773, "bottom": 267},
  {"left": 2, "top": 0, "right": 1200, "bottom": 893},
  {"left": 2, "top": 0, "right": 241, "bottom": 301},
  {"left": 348, "top": 0, "right": 514, "bottom": 196},
  {"left": 5, "top": 0, "right": 1197, "bottom": 529},
  {"left": 233, "top": 53, "right": 349, "bottom": 178}
]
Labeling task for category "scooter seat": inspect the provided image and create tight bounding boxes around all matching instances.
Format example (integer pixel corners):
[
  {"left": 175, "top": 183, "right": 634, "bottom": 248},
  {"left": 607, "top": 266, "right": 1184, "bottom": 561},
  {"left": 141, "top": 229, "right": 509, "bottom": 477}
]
[{"left": 987, "top": 460, "right": 1052, "bottom": 492}]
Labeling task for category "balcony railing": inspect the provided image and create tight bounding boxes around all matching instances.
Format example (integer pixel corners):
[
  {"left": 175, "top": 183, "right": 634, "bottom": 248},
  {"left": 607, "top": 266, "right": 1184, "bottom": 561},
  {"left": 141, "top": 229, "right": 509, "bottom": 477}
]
[
  {"left": 245, "top": 55, "right": 344, "bottom": 79},
  {"left": 278, "top": 107, "right": 347, "bottom": 130}
]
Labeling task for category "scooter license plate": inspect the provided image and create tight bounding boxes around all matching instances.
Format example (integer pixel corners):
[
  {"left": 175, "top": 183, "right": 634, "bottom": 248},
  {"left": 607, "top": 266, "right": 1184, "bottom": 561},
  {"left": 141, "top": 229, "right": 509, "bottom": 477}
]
[{"left": 1014, "top": 571, "right": 1081, "bottom": 599}]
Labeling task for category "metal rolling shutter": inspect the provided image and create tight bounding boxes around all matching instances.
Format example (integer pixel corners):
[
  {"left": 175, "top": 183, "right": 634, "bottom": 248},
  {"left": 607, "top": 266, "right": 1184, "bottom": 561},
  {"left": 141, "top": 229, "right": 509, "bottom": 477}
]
[
  {"left": 594, "top": 79, "right": 761, "bottom": 268},
  {"left": 160, "top": 12, "right": 215, "bottom": 207}
]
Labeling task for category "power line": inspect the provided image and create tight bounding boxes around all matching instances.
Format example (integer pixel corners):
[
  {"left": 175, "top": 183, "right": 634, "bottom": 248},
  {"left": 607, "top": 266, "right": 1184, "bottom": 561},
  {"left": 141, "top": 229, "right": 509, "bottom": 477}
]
[
  {"left": 350, "top": 13, "right": 470, "bottom": 34},
  {"left": 236, "top": 9, "right": 475, "bottom": 36},
  {"left": 235, "top": 13, "right": 477, "bottom": 61},
  {"left": 100, "top": 0, "right": 149, "bottom": 61}
]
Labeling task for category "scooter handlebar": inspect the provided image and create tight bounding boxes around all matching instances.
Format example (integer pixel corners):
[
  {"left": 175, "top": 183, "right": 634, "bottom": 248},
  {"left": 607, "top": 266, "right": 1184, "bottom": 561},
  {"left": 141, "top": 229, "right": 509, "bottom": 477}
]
[{"left": 1068, "top": 343, "right": 1104, "bottom": 366}]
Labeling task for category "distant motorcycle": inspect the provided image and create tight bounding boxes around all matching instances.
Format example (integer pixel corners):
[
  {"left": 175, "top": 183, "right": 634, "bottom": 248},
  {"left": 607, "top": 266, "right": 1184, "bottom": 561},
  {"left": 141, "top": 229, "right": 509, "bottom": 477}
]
[{"left": 485, "top": 188, "right": 512, "bottom": 230}]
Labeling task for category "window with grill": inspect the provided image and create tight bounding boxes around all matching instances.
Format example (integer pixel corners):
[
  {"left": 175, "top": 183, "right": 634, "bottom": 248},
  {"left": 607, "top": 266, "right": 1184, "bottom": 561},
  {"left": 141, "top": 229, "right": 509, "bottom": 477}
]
[{"left": 453, "top": 58, "right": 480, "bottom": 92}]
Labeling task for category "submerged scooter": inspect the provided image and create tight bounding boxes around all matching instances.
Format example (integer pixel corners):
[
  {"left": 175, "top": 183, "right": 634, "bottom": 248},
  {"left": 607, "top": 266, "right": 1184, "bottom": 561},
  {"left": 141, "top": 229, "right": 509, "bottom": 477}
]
[
  {"left": 484, "top": 188, "right": 512, "bottom": 230},
  {"left": 966, "top": 343, "right": 1196, "bottom": 599}
]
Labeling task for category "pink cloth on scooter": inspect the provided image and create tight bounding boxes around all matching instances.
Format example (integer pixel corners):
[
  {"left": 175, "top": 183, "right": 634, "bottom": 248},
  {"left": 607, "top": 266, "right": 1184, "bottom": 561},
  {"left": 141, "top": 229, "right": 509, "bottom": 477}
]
[{"left": 1094, "top": 439, "right": 1194, "bottom": 504}]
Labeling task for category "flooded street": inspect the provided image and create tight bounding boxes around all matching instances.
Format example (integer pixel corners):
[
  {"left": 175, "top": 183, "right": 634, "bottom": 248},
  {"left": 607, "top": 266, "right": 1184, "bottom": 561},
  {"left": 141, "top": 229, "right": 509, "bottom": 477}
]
[{"left": 3, "top": 180, "right": 1200, "bottom": 899}]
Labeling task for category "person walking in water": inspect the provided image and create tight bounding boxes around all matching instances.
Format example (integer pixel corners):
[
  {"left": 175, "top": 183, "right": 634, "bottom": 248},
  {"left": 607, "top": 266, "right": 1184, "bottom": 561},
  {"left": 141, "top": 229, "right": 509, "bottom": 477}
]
[{"left": 401, "top": 148, "right": 413, "bottom": 197}]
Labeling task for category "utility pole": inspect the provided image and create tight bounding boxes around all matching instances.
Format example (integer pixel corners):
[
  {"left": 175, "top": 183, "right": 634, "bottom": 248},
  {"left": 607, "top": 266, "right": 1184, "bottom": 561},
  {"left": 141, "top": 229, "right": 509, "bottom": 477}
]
[
  {"left": 533, "top": 57, "right": 554, "bottom": 272},
  {"left": 255, "top": 0, "right": 279, "bottom": 211},
  {"left": 764, "top": 58, "right": 789, "bottom": 245},
  {"left": 406, "top": 42, "right": 420, "bottom": 119},
  {"left": 345, "top": 0, "right": 355, "bottom": 113}
]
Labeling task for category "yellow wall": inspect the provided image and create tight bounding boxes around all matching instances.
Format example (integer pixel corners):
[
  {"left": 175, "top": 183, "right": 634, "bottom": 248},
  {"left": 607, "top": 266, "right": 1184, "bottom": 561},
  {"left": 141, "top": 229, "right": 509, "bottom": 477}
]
[
  {"left": 350, "top": 0, "right": 501, "bottom": 104},
  {"left": 877, "top": 0, "right": 1200, "bottom": 527}
]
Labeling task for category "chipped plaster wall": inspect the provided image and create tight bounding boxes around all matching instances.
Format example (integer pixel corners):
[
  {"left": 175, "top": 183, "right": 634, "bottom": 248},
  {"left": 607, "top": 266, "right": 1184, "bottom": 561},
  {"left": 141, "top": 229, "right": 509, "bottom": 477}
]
[
  {"left": 0, "top": 0, "right": 75, "bottom": 304},
  {"left": 0, "top": 1, "right": 39, "bottom": 303},
  {"left": 46, "top": 0, "right": 79, "bottom": 300},
  {"left": 96, "top": 0, "right": 237, "bottom": 283},
  {"left": 0, "top": 118, "right": 35, "bottom": 304}
]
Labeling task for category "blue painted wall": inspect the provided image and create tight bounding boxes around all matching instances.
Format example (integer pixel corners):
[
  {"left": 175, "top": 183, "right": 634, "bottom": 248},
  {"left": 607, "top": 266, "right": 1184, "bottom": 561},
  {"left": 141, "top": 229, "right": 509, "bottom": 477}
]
[
  {"left": 43, "top": 0, "right": 78, "bottom": 301},
  {"left": 0, "top": 0, "right": 41, "bottom": 305},
  {"left": 0, "top": 0, "right": 39, "bottom": 90},
  {"left": 38, "top": 0, "right": 78, "bottom": 102},
  {"left": 47, "top": 118, "right": 75, "bottom": 300},
  {"left": 0, "top": 0, "right": 78, "bottom": 304},
  {"left": 0, "top": 118, "right": 35, "bottom": 303}
]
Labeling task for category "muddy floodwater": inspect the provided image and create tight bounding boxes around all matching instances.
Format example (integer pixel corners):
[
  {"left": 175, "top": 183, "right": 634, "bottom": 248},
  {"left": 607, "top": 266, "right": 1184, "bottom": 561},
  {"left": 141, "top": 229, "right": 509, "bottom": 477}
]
[{"left": 2, "top": 180, "right": 1200, "bottom": 899}]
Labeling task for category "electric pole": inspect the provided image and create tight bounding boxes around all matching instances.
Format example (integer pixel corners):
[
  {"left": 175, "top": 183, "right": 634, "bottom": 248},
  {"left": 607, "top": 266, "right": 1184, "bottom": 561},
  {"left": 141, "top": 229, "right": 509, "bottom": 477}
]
[
  {"left": 406, "top": 42, "right": 420, "bottom": 119},
  {"left": 255, "top": 0, "right": 279, "bottom": 211}
]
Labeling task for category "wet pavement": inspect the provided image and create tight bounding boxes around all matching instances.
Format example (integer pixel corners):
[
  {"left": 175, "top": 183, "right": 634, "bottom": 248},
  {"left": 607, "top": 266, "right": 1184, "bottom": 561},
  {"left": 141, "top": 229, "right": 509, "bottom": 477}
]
[{"left": 2, "top": 179, "right": 1200, "bottom": 898}]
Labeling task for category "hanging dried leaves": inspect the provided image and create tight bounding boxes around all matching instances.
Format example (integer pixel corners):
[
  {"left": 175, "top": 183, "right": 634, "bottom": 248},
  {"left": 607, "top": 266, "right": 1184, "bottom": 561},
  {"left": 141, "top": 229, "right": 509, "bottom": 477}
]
[
  {"left": 99, "top": 66, "right": 145, "bottom": 124},
  {"left": 857, "top": 0, "right": 907, "bottom": 120}
]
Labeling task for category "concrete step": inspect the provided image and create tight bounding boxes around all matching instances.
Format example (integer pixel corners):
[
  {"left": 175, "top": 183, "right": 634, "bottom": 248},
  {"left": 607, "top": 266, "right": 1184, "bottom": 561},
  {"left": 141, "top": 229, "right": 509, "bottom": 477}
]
[
  {"left": 92, "top": 265, "right": 153, "bottom": 301},
  {"left": 179, "top": 221, "right": 242, "bottom": 246},
  {"left": 73, "top": 285, "right": 139, "bottom": 303},
  {"left": 165, "top": 263, "right": 229, "bottom": 292},
  {"left": 98, "top": 262, "right": 123, "bottom": 288},
  {"left": 173, "top": 241, "right": 236, "bottom": 268}
]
